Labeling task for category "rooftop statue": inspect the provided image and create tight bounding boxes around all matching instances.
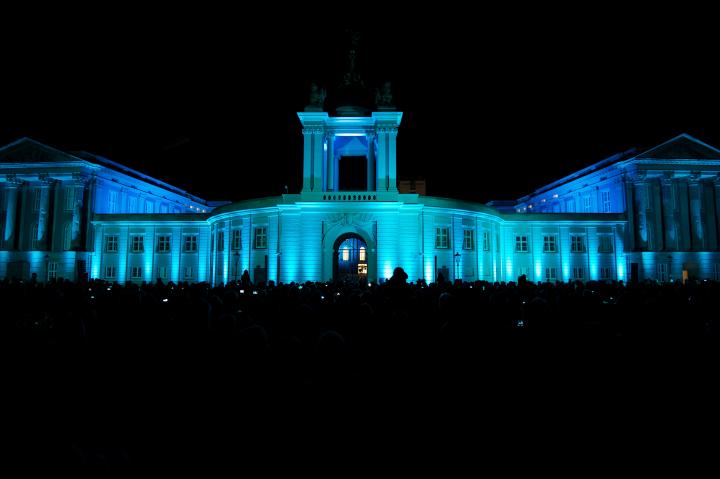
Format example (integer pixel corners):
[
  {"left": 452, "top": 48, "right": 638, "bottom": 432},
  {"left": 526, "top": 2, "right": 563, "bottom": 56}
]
[
  {"left": 305, "top": 82, "right": 326, "bottom": 112},
  {"left": 375, "top": 81, "right": 395, "bottom": 110}
]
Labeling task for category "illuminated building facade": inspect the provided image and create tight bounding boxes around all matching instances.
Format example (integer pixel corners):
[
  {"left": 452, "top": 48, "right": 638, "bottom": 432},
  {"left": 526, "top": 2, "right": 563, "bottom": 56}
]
[{"left": 2, "top": 123, "right": 720, "bottom": 284}]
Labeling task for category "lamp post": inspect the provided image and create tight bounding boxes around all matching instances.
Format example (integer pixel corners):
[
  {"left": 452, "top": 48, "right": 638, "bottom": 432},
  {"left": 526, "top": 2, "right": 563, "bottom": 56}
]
[
  {"left": 454, "top": 252, "right": 461, "bottom": 282},
  {"left": 233, "top": 251, "right": 240, "bottom": 283}
]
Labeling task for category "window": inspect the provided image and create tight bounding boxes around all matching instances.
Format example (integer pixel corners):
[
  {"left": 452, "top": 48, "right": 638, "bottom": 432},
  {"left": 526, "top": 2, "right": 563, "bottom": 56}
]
[
  {"left": 583, "top": 196, "right": 592, "bottom": 212},
  {"left": 435, "top": 227, "right": 449, "bottom": 249},
  {"left": 545, "top": 267, "right": 557, "bottom": 282},
  {"left": 658, "top": 263, "right": 669, "bottom": 282},
  {"left": 31, "top": 223, "right": 40, "bottom": 250},
  {"left": 482, "top": 231, "right": 490, "bottom": 251},
  {"left": 217, "top": 231, "right": 224, "bottom": 252},
  {"left": 131, "top": 266, "right": 142, "bottom": 279},
  {"left": 33, "top": 189, "right": 41, "bottom": 211},
  {"left": 231, "top": 229, "right": 242, "bottom": 250},
  {"left": 342, "top": 248, "right": 349, "bottom": 261},
  {"left": 108, "top": 191, "right": 118, "bottom": 213},
  {"left": 184, "top": 235, "right": 198, "bottom": 252},
  {"left": 359, "top": 247, "right": 366, "bottom": 262},
  {"left": 571, "top": 235, "right": 585, "bottom": 253},
  {"left": 543, "top": 235, "right": 557, "bottom": 253},
  {"left": 128, "top": 196, "right": 137, "bottom": 213},
  {"left": 572, "top": 267, "right": 584, "bottom": 280},
  {"left": 565, "top": 198, "right": 575, "bottom": 213},
  {"left": 105, "top": 265, "right": 116, "bottom": 279},
  {"left": 65, "top": 187, "right": 75, "bottom": 210},
  {"left": 157, "top": 266, "right": 167, "bottom": 279},
  {"left": 184, "top": 266, "right": 193, "bottom": 279},
  {"left": 463, "top": 230, "right": 474, "bottom": 250},
  {"left": 598, "top": 235, "right": 613, "bottom": 253},
  {"left": 254, "top": 227, "right": 267, "bottom": 249},
  {"left": 63, "top": 223, "right": 72, "bottom": 251},
  {"left": 131, "top": 235, "right": 144, "bottom": 253},
  {"left": 105, "top": 235, "right": 118, "bottom": 253},
  {"left": 145, "top": 200, "right": 154, "bottom": 213},
  {"left": 601, "top": 191, "right": 611, "bottom": 213},
  {"left": 47, "top": 262, "right": 57, "bottom": 280},
  {"left": 515, "top": 235, "right": 529, "bottom": 252},
  {"left": 600, "top": 267, "right": 611, "bottom": 280},
  {"left": 157, "top": 235, "right": 171, "bottom": 253}
]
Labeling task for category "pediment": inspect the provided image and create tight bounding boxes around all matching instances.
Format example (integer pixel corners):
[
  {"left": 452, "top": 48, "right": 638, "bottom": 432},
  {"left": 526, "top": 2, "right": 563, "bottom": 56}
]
[
  {"left": 0, "top": 138, "right": 77, "bottom": 164},
  {"left": 636, "top": 134, "right": 720, "bottom": 160}
]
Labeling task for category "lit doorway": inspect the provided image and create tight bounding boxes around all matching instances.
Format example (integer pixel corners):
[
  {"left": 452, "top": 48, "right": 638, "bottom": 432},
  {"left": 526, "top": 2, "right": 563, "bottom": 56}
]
[{"left": 333, "top": 234, "right": 368, "bottom": 282}]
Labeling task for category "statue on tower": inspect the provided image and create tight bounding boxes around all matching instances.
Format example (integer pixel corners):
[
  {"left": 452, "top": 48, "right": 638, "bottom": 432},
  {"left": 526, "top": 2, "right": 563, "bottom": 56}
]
[
  {"left": 305, "top": 82, "right": 326, "bottom": 112},
  {"left": 375, "top": 81, "right": 395, "bottom": 110}
]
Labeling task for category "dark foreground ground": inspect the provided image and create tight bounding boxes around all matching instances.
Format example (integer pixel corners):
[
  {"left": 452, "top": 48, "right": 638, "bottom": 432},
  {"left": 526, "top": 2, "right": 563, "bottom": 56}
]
[{"left": 3, "top": 277, "right": 719, "bottom": 465}]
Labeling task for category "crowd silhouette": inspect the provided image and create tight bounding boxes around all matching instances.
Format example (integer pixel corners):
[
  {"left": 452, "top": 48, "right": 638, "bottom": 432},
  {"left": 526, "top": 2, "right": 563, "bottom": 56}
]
[{"left": 4, "top": 268, "right": 719, "bottom": 463}]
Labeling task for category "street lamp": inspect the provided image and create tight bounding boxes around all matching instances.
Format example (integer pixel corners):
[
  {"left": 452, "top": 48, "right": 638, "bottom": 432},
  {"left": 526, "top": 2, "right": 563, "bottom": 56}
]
[{"left": 233, "top": 251, "right": 240, "bottom": 283}]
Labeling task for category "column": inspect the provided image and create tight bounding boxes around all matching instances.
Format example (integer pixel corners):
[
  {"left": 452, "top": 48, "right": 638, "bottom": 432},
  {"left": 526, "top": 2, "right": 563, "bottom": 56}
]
[
  {"left": 37, "top": 173, "right": 54, "bottom": 250},
  {"left": 71, "top": 175, "right": 87, "bottom": 249},
  {"left": 3, "top": 175, "right": 24, "bottom": 249},
  {"left": 388, "top": 128, "right": 398, "bottom": 192},
  {"left": 302, "top": 128, "right": 313, "bottom": 192},
  {"left": 366, "top": 133, "right": 376, "bottom": 191},
  {"left": 661, "top": 174, "right": 677, "bottom": 250},
  {"left": 688, "top": 173, "right": 702, "bottom": 250},
  {"left": 326, "top": 133, "right": 335, "bottom": 192},
  {"left": 312, "top": 129, "right": 323, "bottom": 192},
  {"left": 623, "top": 175, "right": 635, "bottom": 251},
  {"left": 634, "top": 179, "right": 648, "bottom": 249},
  {"left": 376, "top": 128, "right": 388, "bottom": 191},
  {"left": 650, "top": 177, "right": 664, "bottom": 251},
  {"left": 702, "top": 179, "right": 717, "bottom": 251},
  {"left": 715, "top": 177, "right": 720, "bottom": 250}
]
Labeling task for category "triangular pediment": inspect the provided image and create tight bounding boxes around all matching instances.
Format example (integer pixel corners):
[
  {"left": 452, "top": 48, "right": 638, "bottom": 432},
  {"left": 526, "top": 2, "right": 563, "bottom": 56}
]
[
  {"left": 636, "top": 134, "right": 720, "bottom": 160},
  {"left": 0, "top": 138, "right": 79, "bottom": 164}
]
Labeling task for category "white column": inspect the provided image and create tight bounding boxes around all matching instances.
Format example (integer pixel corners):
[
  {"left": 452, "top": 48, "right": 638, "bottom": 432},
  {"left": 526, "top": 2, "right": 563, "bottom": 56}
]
[
  {"left": 312, "top": 129, "right": 324, "bottom": 192},
  {"left": 37, "top": 174, "right": 54, "bottom": 250},
  {"left": 366, "top": 133, "right": 375, "bottom": 191},
  {"left": 623, "top": 175, "right": 635, "bottom": 251},
  {"left": 3, "top": 175, "right": 23, "bottom": 247},
  {"left": 302, "top": 128, "right": 313, "bottom": 192},
  {"left": 376, "top": 128, "right": 388, "bottom": 191},
  {"left": 71, "top": 176, "right": 87, "bottom": 249},
  {"left": 688, "top": 174, "right": 702, "bottom": 250},
  {"left": 388, "top": 128, "right": 398, "bottom": 192},
  {"left": 326, "top": 133, "right": 335, "bottom": 192}
]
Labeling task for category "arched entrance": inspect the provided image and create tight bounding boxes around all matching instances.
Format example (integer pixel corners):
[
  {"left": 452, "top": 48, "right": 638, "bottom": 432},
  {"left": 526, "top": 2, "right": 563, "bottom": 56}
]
[{"left": 333, "top": 233, "right": 368, "bottom": 282}]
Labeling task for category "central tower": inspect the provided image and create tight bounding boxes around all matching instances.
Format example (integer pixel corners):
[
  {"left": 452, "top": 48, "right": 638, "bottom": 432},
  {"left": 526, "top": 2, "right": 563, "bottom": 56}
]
[{"left": 297, "top": 110, "right": 402, "bottom": 196}]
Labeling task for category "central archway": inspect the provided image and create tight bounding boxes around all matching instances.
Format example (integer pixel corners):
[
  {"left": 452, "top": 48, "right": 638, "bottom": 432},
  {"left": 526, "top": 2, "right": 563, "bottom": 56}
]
[{"left": 333, "top": 233, "right": 368, "bottom": 283}]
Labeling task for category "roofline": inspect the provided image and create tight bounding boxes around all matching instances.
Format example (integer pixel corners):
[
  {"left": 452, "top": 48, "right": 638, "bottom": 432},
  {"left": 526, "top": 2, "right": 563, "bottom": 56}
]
[{"left": 635, "top": 133, "right": 720, "bottom": 158}]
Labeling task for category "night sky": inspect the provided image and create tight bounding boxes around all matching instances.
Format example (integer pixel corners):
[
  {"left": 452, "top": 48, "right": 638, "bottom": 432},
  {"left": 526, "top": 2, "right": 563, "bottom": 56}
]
[{"left": 2, "top": 7, "right": 718, "bottom": 204}]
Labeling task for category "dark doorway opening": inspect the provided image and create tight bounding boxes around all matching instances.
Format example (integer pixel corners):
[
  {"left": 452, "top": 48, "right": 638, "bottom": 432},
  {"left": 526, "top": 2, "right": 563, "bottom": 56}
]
[
  {"left": 333, "top": 234, "right": 368, "bottom": 282},
  {"left": 339, "top": 156, "right": 367, "bottom": 191}
]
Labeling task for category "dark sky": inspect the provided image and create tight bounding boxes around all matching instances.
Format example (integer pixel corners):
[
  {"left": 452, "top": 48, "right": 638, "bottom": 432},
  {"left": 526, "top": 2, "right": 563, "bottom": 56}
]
[{"left": 2, "top": 7, "right": 718, "bottom": 204}]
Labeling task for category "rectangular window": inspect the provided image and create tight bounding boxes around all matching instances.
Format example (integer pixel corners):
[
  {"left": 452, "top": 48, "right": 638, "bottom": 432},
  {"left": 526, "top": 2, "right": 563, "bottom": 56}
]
[
  {"left": 157, "top": 266, "right": 167, "bottom": 279},
  {"left": 31, "top": 223, "right": 40, "bottom": 250},
  {"left": 565, "top": 198, "right": 575, "bottom": 213},
  {"left": 184, "top": 266, "right": 193, "bottom": 279},
  {"left": 217, "top": 231, "right": 224, "bottom": 252},
  {"left": 359, "top": 247, "right": 366, "bottom": 262},
  {"left": 105, "top": 265, "right": 116, "bottom": 279},
  {"left": 232, "top": 229, "right": 242, "bottom": 250},
  {"left": 145, "top": 200, "right": 154, "bottom": 213},
  {"left": 658, "top": 263, "right": 669, "bottom": 282},
  {"left": 482, "top": 231, "right": 490, "bottom": 251},
  {"left": 131, "top": 235, "right": 144, "bottom": 253},
  {"left": 254, "top": 227, "right": 267, "bottom": 249},
  {"left": 65, "top": 187, "right": 75, "bottom": 210},
  {"left": 545, "top": 267, "right": 557, "bottom": 282},
  {"left": 47, "top": 262, "right": 57, "bottom": 280},
  {"left": 571, "top": 235, "right": 585, "bottom": 253},
  {"left": 598, "top": 235, "right": 613, "bottom": 253},
  {"left": 105, "top": 235, "right": 118, "bottom": 253},
  {"left": 108, "top": 191, "right": 118, "bottom": 213},
  {"left": 543, "top": 235, "right": 557, "bottom": 253},
  {"left": 342, "top": 248, "right": 349, "bottom": 261},
  {"left": 515, "top": 235, "right": 529, "bottom": 252},
  {"left": 63, "top": 223, "right": 72, "bottom": 251},
  {"left": 184, "top": 235, "right": 198, "bottom": 252},
  {"left": 601, "top": 191, "right": 611, "bottom": 213},
  {"left": 128, "top": 196, "right": 137, "bottom": 213},
  {"left": 600, "top": 267, "right": 611, "bottom": 280},
  {"left": 435, "top": 227, "right": 449, "bottom": 249},
  {"left": 131, "top": 266, "right": 142, "bottom": 279},
  {"left": 157, "top": 235, "right": 171, "bottom": 253},
  {"left": 463, "top": 230, "right": 474, "bottom": 250},
  {"left": 583, "top": 196, "right": 592, "bottom": 212},
  {"left": 572, "top": 267, "right": 584, "bottom": 280},
  {"left": 33, "top": 189, "right": 41, "bottom": 211}
]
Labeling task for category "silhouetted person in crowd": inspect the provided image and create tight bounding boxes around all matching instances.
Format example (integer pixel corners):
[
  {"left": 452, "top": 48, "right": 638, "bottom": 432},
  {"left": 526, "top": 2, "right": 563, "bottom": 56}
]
[{"left": 241, "top": 269, "right": 251, "bottom": 287}]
